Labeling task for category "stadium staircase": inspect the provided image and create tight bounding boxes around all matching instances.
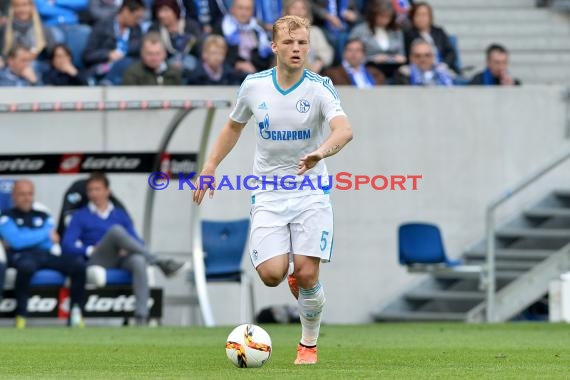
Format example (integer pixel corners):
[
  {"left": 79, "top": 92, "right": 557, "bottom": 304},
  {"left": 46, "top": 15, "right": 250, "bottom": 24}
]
[
  {"left": 374, "top": 189, "right": 570, "bottom": 322},
  {"left": 430, "top": 0, "right": 570, "bottom": 84}
]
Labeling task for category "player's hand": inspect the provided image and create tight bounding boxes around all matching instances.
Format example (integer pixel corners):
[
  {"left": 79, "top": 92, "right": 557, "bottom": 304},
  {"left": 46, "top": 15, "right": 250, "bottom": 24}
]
[
  {"left": 298, "top": 151, "right": 324, "bottom": 175},
  {"left": 192, "top": 167, "right": 216, "bottom": 205}
]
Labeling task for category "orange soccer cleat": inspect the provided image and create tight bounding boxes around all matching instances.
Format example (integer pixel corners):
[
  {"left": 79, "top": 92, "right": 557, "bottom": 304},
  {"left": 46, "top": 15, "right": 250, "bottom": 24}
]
[
  {"left": 294, "top": 344, "right": 318, "bottom": 365},
  {"left": 287, "top": 274, "right": 299, "bottom": 300}
]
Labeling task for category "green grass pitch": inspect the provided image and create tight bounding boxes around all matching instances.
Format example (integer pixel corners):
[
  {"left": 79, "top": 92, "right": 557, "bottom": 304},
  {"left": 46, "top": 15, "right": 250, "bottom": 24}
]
[{"left": 0, "top": 323, "right": 568, "bottom": 379}]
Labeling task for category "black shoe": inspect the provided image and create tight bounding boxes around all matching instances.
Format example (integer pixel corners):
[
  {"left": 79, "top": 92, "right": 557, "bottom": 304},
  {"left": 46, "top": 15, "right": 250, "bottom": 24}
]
[{"left": 156, "top": 259, "right": 187, "bottom": 277}]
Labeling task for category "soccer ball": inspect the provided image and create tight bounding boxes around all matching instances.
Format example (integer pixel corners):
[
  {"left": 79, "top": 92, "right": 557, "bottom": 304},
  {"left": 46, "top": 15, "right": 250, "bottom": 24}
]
[{"left": 225, "top": 324, "right": 272, "bottom": 368}]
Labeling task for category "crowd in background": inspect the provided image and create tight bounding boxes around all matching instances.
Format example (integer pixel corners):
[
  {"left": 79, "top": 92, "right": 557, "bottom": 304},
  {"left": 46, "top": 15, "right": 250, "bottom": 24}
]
[{"left": 0, "top": 0, "right": 521, "bottom": 87}]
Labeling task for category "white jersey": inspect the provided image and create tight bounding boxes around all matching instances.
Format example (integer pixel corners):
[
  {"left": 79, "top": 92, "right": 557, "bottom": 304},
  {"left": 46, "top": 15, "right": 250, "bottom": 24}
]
[{"left": 230, "top": 67, "right": 346, "bottom": 202}]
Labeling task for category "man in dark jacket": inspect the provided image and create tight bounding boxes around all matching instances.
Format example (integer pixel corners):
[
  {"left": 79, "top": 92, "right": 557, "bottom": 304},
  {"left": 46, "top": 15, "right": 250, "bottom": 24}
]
[
  {"left": 0, "top": 179, "right": 86, "bottom": 329},
  {"left": 322, "top": 38, "right": 384, "bottom": 87},
  {"left": 186, "top": 34, "right": 244, "bottom": 85},
  {"left": 83, "top": 0, "right": 146, "bottom": 85},
  {"left": 469, "top": 44, "right": 521, "bottom": 86},
  {"left": 123, "top": 32, "right": 182, "bottom": 85}
]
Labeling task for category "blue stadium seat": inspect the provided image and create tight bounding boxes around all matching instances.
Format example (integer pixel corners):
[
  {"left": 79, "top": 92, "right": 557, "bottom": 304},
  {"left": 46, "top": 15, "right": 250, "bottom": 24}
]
[
  {"left": 200, "top": 218, "right": 254, "bottom": 322},
  {"left": 202, "top": 219, "right": 250, "bottom": 281},
  {"left": 105, "top": 268, "right": 133, "bottom": 285},
  {"left": 30, "top": 269, "right": 66, "bottom": 286},
  {"left": 0, "top": 179, "right": 15, "bottom": 212},
  {"left": 398, "top": 222, "right": 463, "bottom": 267},
  {"left": 448, "top": 35, "right": 471, "bottom": 85}
]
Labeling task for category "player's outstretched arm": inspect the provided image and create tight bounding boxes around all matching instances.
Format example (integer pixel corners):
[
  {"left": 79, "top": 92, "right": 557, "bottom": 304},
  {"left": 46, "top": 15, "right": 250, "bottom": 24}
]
[
  {"left": 193, "top": 119, "right": 246, "bottom": 205},
  {"left": 298, "top": 115, "right": 353, "bottom": 175}
]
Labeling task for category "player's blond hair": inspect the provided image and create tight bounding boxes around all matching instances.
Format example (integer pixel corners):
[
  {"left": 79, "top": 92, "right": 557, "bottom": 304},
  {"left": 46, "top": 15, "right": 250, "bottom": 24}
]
[{"left": 272, "top": 15, "right": 311, "bottom": 42}]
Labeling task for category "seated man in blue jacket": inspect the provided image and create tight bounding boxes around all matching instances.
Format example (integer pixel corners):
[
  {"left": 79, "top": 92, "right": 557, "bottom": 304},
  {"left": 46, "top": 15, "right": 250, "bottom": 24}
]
[
  {"left": 0, "top": 179, "right": 86, "bottom": 329},
  {"left": 62, "top": 172, "right": 186, "bottom": 325}
]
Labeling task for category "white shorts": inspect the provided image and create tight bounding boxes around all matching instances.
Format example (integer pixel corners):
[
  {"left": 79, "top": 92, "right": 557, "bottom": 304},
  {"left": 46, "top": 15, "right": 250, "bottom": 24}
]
[{"left": 249, "top": 194, "right": 334, "bottom": 268}]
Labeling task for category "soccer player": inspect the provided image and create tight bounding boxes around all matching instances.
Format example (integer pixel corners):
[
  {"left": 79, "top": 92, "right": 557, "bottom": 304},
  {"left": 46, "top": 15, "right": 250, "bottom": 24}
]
[{"left": 193, "top": 15, "right": 353, "bottom": 364}]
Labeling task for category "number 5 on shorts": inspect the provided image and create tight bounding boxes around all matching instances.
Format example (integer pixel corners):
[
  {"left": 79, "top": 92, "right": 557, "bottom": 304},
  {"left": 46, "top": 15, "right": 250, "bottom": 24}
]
[{"left": 320, "top": 231, "right": 329, "bottom": 251}]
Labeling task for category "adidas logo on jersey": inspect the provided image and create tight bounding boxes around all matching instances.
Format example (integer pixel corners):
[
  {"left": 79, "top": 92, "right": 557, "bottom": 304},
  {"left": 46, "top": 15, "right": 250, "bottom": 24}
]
[{"left": 257, "top": 102, "right": 268, "bottom": 110}]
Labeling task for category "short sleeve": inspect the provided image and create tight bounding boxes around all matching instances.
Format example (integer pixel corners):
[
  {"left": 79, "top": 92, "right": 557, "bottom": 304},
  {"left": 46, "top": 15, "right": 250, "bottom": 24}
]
[
  {"left": 319, "top": 77, "right": 347, "bottom": 122},
  {"left": 229, "top": 78, "right": 253, "bottom": 123}
]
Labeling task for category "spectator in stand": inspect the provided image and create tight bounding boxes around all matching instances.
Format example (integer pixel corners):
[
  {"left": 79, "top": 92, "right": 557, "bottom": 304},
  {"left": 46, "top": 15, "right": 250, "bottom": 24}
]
[
  {"left": 283, "top": 0, "right": 334, "bottom": 74},
  {"left": 216, "top": 0, "right": 272, "bottom": 75},
  {"left": 0, "top": 179, "right": 86, "bottom": 329},
  {"left": 349, "top": 0, "right": 405, "bottom": 80},
  {"left": 123, "top": 31, "right": 182, "bottom": 85},
  {"left": 1, "top": 0, "right": 9, "bottom": 27},
  {"left": 323, "top": 37, "right": 384, "bottom": 87},
  {"left": 256, "top": 0, "right": 283, "bottom": 32},
  {"left": 34, "top": 0, "right": 91, "bottom": 69},
  {"left": 0, "top": 44, "right": 40, "bottom": 85},
  {"left": 177, "top": 0, "right": 228, "bottom": 35},
  {"left": 83, "top": 0, "right": 146, "bottom": 85},
  {"left": 0, "top": 0, "right": 55, "bottom": 73},
  {"left": 394, "top": 38, "right": 453, "bottom": 86},
  {"left": 469, "top": 43, "right": 521, "bottom": 86},
  {"left": 311, "top": 0, "right": 361, "bottom": 63},
  {"left": 42, "top": 43, "right": 87, "bottom": 85},
  {"left": 149, "top": 0, "right": 201, "bottom": 76},
  {"left": 404, "top": 1, "right": 458, "bottom": 74},
  {"left": 88, "top": 0, "right": 119, "bottom": 26},
  {"left": 62, "top": 172, "right": 187, "bottom": 326},
  {"left": 89, "top": 0, "right": 153, "bottom": 26},
  {"left": 186, "top": 33, "right": 244, "bottom": 85},
  {"left": 391, "top": 0, "right": 414, "bottom": 29}
]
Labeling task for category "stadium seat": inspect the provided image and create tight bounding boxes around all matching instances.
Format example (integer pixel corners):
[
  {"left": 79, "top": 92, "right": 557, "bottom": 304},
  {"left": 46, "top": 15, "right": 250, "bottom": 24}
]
[
  {"left": 398, "top": 222, "right": 485, "bottom": 290},
  {"left": 447, "top": 35, "right": 472, "bottom": 85},
  {"left": 398, "top": 222, "right": 463, "bottom": 267},
  {"left": 199, "top": 218, "right": 254, "bottom": 323},
  {"left": 0, "top": 178, "right": 15, "bottom": 211}
]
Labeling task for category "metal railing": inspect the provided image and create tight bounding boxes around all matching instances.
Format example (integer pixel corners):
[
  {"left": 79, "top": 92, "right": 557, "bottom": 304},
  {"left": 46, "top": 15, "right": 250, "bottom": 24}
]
[{"left": 485, "top": 146, "right": 570, "bottom": 322}]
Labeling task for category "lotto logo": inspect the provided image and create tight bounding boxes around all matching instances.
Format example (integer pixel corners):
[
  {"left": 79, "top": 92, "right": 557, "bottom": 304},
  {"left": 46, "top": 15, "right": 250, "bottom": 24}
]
[
  {"left": 0, "top": 296, "right": 58, "bottom": 313},
  {"left": 84, "top": 294, "right": 155, "bottom": 312}
]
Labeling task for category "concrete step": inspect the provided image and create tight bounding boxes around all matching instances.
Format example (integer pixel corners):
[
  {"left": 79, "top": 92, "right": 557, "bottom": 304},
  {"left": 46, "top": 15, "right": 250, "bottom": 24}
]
[
  {"left": 524, "top": 207, "right": 570, "bottom": 218},
  {"left": 445, "top": 22, "right": 570, "bottom": 36},
  {"left": 405, "top": 290, "right": 485, "bottom": 301},
  {"left": 465, "top": 260, "right": 538, "bottom": 271},
  {"left": 430, "top": 0, "right": 535, "bottom": 8},
  {"left": 437, "top": 8, "right": 554, "bottom": 23},
  {"left": 463, "top": 248, "right": 554, "bottom": 260},
  {"left": 496, "top": 227, "right": 570, "bottom": 239},
  {"left": 373, "top": 310, "right": 466, "bottom": 322},
  {"left": 433, "top": 270, "right": 521, "bottom": 280},
  {"left": 457, "top": 36, "right": 570, "bottom": 52},
  {"left": 461, "top": 52, "right": 570, "bottom": 65},
  {"left": 508, "top": 65, "right": 570, "bottom": 84}
]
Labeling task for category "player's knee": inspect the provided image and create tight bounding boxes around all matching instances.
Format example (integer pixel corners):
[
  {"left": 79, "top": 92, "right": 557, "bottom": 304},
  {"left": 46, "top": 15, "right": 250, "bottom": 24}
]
[
  {"left": 260, "top": 274, "right": 282, "bottom": 287},
  {"left": 293, "top": 266, "right": 318, "bottom": 289},
  {"left": 257, "top": 269, "right": 286, "bottom": 287}
]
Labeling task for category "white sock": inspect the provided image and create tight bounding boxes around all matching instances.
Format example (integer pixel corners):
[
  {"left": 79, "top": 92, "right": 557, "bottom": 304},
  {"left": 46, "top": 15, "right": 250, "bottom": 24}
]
[{"left": 298, "top": 282, "right": 325, "bottom": 347}]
